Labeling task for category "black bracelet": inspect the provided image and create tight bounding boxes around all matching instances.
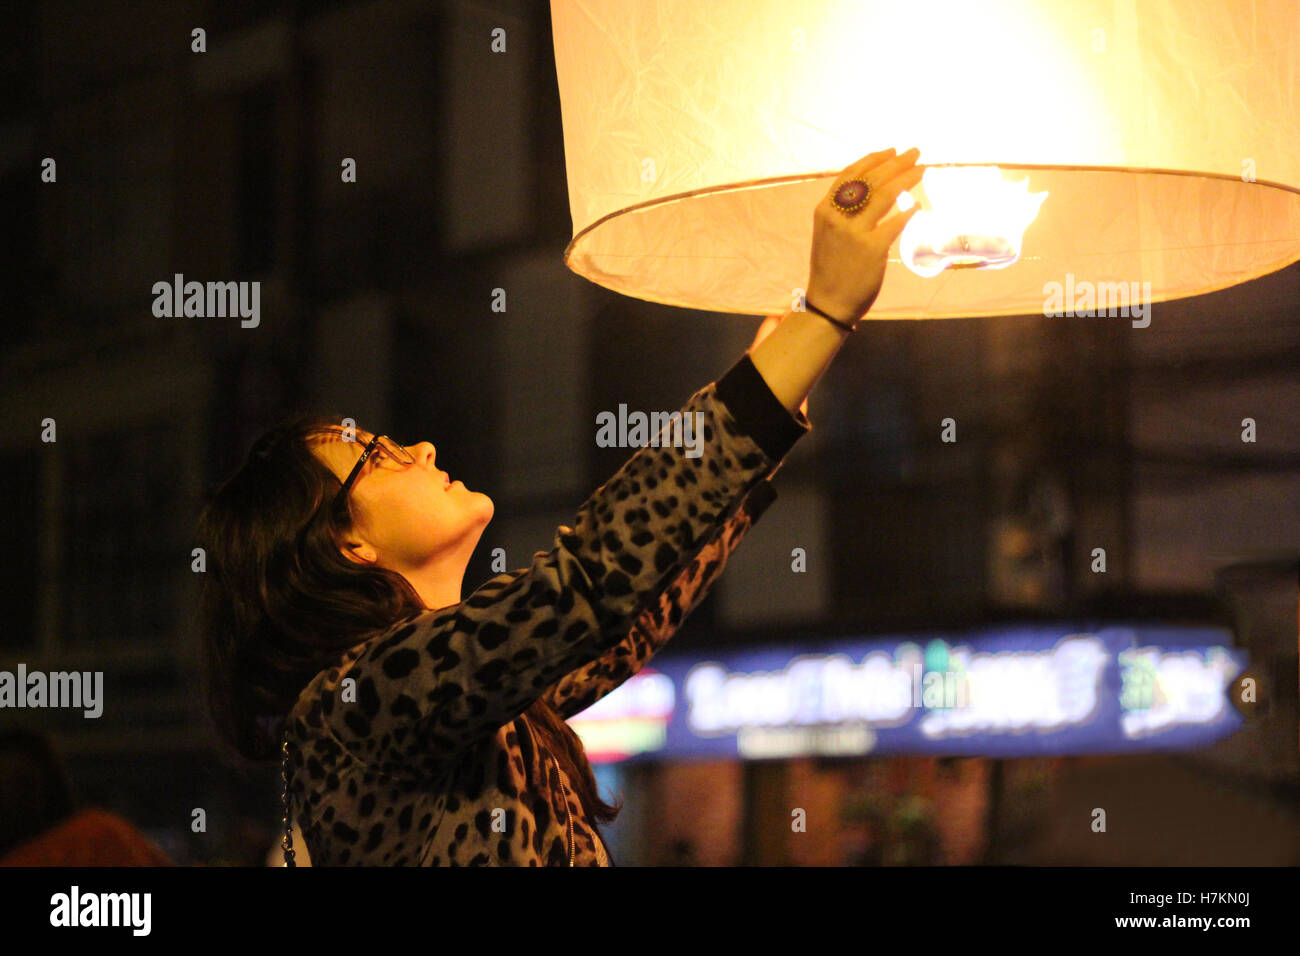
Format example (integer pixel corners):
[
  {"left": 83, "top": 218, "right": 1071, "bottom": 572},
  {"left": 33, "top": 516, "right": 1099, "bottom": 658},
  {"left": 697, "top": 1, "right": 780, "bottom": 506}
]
[{"left": 802, "top": 296, "right": 858, "bottom": 333}]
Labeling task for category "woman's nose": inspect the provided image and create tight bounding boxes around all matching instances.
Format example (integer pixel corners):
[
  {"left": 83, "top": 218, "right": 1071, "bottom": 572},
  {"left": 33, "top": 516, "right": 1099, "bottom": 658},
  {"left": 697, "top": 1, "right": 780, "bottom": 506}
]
[{"left": 414, "top": 441, "right": 436, "bottom": 465}]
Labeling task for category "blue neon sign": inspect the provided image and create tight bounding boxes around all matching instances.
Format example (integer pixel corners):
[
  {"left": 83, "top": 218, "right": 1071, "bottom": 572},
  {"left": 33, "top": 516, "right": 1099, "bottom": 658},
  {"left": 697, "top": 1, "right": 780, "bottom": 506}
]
[{"left": 570, "top": 624, "right": 1248, "bottom": 761}]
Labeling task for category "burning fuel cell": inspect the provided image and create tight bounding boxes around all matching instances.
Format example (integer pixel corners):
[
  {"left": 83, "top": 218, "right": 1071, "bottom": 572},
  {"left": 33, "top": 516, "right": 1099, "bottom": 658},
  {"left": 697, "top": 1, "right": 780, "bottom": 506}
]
[{"left": 898, "top": 166, "right": 1048, "bottom": 278}]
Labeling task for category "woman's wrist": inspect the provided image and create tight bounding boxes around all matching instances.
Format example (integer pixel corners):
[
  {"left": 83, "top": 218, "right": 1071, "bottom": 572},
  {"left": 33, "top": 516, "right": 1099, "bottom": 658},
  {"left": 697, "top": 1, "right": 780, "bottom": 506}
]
[
  {"left": 801, "top": 284, "right": 862, "bottom": 329},
  {"left": 802, "top": 295, "right": 859, "bottom": 333},
  {"left": 747, "top": 304, "right": 853, "bottom": 417}
]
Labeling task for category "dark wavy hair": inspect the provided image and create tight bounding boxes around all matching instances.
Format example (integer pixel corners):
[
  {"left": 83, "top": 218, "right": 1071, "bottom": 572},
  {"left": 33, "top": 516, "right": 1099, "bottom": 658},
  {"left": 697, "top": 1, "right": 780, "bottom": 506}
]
[{"left": 194, "top": 412, "right": 621, "bottom": 827}]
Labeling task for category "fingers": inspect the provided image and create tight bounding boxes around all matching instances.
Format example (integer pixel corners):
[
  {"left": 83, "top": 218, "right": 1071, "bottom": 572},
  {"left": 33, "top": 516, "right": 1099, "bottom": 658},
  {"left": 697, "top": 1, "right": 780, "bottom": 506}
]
[
  {"left": 866, "top": 164, "right": 925, "bottom": 224},
  {"left": 875, "top": 202, "right": 921, "bottom": 247},
  {"left": 866, "top": 146, "right": 921, "bottom": 189},
  {"left": 842, "top": 147, "right": 898, "bottom": 181},
  {"left": 822, "top": 147, "right": 922, "bottom": 228}
]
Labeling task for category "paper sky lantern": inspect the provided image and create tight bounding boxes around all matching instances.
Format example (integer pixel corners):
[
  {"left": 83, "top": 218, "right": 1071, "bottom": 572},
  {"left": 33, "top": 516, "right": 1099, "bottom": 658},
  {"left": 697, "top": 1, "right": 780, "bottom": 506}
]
[{"left": 551, "top": 0, "right": 1300, "bottom": 319}]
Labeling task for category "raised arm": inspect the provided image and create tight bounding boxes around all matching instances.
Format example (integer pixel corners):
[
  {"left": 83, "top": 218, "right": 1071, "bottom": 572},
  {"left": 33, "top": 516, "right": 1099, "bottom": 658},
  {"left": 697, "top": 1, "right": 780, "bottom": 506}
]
[
  {"left": 539, "top": 477, "right": 778, "bottom": 720},
  {"left": 749, "top": 145, "right": 923, "bottom": 413},
  {"left": 304, "top": 144, "right": 919, "bottom": 779},
  {"left": 312, "top": 354, "right": 809, "bottom": 779}
]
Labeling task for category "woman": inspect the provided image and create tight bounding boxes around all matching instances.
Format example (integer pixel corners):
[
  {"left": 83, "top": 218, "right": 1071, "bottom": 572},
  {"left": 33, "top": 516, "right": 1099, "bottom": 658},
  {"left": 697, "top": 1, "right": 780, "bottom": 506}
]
[{"left": 196, "top": 146, "right": 923, "bottom": 866}]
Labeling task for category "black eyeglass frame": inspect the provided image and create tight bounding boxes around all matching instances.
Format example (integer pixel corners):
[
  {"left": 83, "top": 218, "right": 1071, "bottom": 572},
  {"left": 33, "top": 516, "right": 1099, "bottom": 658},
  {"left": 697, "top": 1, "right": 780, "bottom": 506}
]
[{"left": 331, "top": 433, "right": 416, "bottom": 512}]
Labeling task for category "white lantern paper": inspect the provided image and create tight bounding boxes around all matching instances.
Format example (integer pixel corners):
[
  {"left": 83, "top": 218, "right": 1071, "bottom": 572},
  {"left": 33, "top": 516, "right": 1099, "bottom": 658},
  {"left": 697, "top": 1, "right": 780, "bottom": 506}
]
[{"left": 551, "top": 0, "right": 1300, "bottom": 319}]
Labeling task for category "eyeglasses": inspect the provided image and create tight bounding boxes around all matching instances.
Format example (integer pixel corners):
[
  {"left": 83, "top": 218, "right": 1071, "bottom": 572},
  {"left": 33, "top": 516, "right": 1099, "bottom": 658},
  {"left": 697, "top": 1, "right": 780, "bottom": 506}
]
[{"left": 332, "top": 433, "right": 417, "bottom": 512}]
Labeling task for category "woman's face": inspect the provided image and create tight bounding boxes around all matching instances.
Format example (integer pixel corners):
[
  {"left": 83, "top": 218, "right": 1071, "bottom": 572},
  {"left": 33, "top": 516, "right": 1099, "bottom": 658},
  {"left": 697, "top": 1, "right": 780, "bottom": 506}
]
[{"left": 311, "top": 427, "right": 494, "bottom": 574}]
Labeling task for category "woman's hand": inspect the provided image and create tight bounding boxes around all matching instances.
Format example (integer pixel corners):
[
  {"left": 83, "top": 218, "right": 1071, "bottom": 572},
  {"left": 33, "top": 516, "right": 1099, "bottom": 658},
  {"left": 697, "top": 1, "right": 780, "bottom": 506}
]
[
  {"left": 804, "top": 146, "right": 924, "bottom": 323},
  {"left": 750, "top": 314, "right": 808, "bottom": 417},
  {"left": 744, "top": 149, "right": 923, "bottom": 418}
]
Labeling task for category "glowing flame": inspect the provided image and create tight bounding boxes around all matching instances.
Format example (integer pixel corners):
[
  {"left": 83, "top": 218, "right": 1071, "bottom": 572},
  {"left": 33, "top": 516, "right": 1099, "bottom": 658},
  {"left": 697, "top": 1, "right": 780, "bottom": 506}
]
[{"left": 899, "top": 166, "right": 1048, "bottom": 278}]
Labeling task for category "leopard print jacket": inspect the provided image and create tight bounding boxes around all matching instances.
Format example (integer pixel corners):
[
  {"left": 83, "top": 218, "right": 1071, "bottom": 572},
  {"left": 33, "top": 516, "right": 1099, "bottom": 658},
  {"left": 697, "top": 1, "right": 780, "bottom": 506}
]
[{"left": 284, "top": 352, "right": 811, "bottom": 865}]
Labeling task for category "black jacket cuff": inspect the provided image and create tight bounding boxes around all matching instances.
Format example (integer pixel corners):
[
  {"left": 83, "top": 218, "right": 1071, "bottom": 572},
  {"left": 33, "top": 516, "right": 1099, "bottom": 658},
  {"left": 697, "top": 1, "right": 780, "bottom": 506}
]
[{"left": 714, "top": 352, "right": 811, "bottom": 463}]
